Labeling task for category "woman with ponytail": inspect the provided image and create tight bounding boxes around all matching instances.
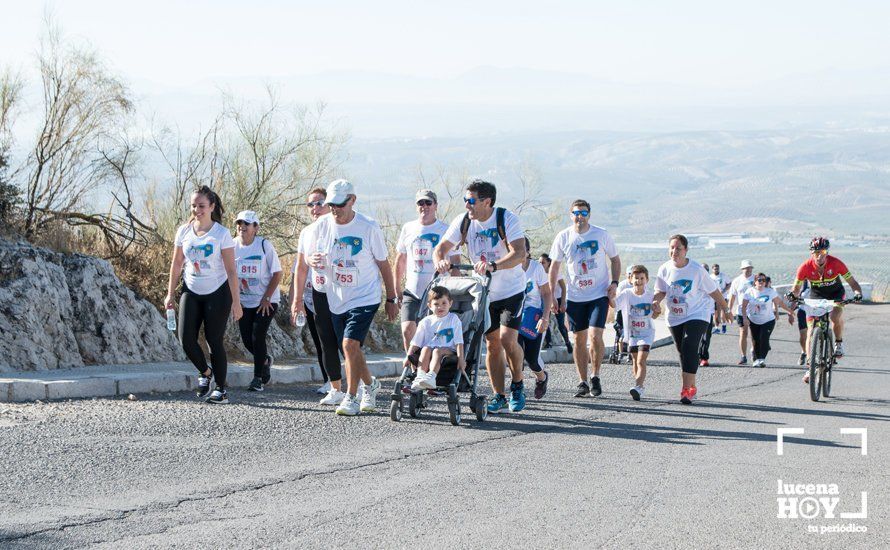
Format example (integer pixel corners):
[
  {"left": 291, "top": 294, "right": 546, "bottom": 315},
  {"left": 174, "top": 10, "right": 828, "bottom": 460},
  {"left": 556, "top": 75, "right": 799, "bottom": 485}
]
[{"left": 164, "top": 186, "right": 243, "bottom": 404}]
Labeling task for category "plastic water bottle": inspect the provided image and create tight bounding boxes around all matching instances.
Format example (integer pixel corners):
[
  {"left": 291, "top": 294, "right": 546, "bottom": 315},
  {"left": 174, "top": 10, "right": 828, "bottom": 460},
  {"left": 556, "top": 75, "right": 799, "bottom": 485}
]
[
  {"left": 295, "top": 311, "right": 306, "bottom": 327},
  {"left": 166, "top": 307, "right": 177, "bottom": 332}
]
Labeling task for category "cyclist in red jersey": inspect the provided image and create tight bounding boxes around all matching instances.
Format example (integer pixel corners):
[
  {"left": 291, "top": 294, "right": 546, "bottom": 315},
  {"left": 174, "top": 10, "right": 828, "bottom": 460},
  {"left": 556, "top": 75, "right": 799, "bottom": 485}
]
[{"left": 789, "top": 237, "right": 863, "bottom": 364}]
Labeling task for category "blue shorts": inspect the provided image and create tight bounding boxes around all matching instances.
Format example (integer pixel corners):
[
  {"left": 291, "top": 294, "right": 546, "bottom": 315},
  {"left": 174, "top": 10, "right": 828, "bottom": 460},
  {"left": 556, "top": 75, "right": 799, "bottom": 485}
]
[
  {"left": 331, "top": 303, "right": 380, "bottom": 344},
  {"left": 566, "top": 297, "right": 609, "bottom": 332}
]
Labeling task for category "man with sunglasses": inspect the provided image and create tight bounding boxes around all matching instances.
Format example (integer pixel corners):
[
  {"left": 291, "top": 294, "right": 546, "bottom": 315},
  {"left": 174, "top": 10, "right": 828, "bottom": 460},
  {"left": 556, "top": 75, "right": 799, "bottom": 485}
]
[
  {"left": 304, "top": 179, "right": 399, "bottom": 416},
  {"left": 394, "top": 189, "right": 459, "bottom": 351},
  {"left": 790, "top": 236, "right": 863, "bottom": 364},
  {"left": 548, "top": 199, "right": 621, "bottom": 398},
  {"left": 434, "top": 179, "right": 529, "bottom": 414}
]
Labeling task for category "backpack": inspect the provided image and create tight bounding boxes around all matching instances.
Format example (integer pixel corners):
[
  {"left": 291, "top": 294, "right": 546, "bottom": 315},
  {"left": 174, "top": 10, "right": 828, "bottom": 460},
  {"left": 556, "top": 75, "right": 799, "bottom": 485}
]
[{"left": 458, "top": 207, "right": 510, "bottom": 251}]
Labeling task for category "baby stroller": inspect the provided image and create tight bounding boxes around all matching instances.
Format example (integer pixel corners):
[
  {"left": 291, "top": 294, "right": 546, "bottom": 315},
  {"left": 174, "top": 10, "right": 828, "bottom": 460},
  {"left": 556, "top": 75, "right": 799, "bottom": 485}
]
[
  {"left": 390, "top": 264, "right": 492, "bottom": 426},
  {"left": 607, "top": 317, "right": 629, "bottom": 365}
]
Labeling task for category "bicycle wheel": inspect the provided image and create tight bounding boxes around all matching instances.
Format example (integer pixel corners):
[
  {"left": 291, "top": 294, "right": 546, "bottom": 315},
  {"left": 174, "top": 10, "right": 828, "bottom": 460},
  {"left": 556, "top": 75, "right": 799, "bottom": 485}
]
[
  {"left": 808, "top": 329, "right": 824, "bottom": 402},
  {"left": 822, "top": 333, "right": 834, "bottom": 397}
]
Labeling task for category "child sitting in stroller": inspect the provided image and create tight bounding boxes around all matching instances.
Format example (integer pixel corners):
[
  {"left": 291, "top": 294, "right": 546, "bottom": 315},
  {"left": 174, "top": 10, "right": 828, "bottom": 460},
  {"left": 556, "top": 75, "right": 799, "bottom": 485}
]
[{"left": 408, "top": 286, "right": 466, "bottom": 390}]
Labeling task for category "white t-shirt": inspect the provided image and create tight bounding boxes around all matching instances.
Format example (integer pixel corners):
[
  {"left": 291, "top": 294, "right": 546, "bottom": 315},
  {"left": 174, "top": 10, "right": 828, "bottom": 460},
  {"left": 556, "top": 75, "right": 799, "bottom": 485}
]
[
  {"left": 655, "top": 259, "right": 719, "bottom": 327},
  {"left": 410, "top": 312, "right": 464, "bottom": 351},
  {"left": 234, "top": 238, "right": 282, "bottom": 308},
  {"left": 615, "top": 287, "right": 656, "bottom": 346},
  {"left": 730, "top": 274, "right": 755, "bottom": 315},
  {"left": 744, "top": 286, "right": 778, "bottom": 324},
  {"left": 442, "top": 209, "right": 525, "bottom": 302},
  {"left": 175, "top": 222, "right": 236, "bottom": 295},
  {"left": 552, "top": 272, "right": 565, "bottom": 301},
  {"left": 296, "top": 220, "right": 329, "bottom": 294},
  {"left": 710, "top": 272, "right": 729, "bottom": 297},
  {"left": 290, "top": 260, "right": 315, "bottom": 314},
  {"left": 523, "top": 259, "right": 549, "bottom": 311},
  {"left": 396, "top": 219, "right": 450, "bottom": 299},
  {"left": 312, "top": 212, "right": 389, "bottom": 315},
  {"left": 549, "top": 225, "right": 618, "bottom": 303}
]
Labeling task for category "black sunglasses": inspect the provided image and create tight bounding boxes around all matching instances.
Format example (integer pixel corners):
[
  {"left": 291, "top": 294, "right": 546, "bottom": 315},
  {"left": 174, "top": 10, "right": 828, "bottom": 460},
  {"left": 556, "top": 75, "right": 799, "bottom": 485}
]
[
  {"left": 416, "top": 199, "right": 434, "bottom": 206},
  {"left": 328, "top": 198, "right": 350, "bottom": 208}
]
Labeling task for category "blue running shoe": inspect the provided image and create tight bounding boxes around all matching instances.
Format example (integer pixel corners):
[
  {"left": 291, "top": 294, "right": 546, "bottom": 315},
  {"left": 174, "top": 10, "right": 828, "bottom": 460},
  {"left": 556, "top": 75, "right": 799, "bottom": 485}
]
[
  {"left": 487, "top": 393, "right": 509, "bottom": 414},
  {"left": 509, "top": 381, "right": 526, "bottom": 412}
]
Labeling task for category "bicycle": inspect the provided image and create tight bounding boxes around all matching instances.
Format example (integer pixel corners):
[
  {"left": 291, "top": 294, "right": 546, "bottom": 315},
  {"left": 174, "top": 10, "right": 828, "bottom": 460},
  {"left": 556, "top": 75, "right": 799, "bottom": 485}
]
[{"left": 788, "top": 295, "right": 856, "bottom": 402}]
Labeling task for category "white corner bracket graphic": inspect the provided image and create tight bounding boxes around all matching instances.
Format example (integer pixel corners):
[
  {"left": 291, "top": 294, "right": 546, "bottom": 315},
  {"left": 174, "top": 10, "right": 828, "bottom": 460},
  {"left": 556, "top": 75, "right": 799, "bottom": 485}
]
[
  {"left": 841, "top": 491, "right": 868, "bottom": 519},
  {"left": 776, "top": 427, "right": 805, "bottom": 455},
  {"left": 840, "top": 428, "right": 868, "bottom": 456}
]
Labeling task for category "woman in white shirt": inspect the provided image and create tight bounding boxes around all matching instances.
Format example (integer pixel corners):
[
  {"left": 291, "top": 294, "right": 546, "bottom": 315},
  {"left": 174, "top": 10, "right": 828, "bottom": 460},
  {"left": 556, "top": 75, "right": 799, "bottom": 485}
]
[
  {"left": 233, "top": 210, "right": 282, "bottom": 391},
  {"left": 164, "top": 186, "right": 242, "bottom": 404},
  {"left": 653, "top": 235, "right": 731, "bottom": 404},
  {"left": 742, "top": 273, "right": 794, "bottom": 368}
]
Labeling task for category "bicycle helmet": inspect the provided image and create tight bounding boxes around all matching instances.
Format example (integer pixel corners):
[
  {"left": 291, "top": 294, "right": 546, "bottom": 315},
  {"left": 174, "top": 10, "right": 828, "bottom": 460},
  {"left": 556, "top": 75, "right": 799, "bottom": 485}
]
[{"left": 809, "top": 236, "right": 830, "bottom": 251}]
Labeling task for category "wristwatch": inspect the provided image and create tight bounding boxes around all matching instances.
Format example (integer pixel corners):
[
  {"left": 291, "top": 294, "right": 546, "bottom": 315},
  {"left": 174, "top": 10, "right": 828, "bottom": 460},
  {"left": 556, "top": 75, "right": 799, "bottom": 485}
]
[
  {"left": 610, "top": 280, "right": 619, "bottom": 287},
  {"left": 488, "top": 261, "right": 498, "bottom": 272},
  {"left": 385, "top": 296, "right": 398, "bottom": 304},
  {"left": 261, "top": 296, "right": 272, "bottom": 303}
]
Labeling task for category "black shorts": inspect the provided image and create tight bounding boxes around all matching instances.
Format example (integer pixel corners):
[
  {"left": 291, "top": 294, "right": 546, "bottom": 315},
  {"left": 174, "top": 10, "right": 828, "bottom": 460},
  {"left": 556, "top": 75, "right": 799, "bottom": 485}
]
[
  {"left": 811, "top": 285, "right": 845, "bottom": 303},
  {"left": 735, "top": 314, "right": 746, "bottom": 327},
  {"left": 629, "top": 345, "right": 651, "bottom": 353},
  {"left": 486, "top": 292, "right": 524, "bottom": 334},
  {"left": 796, "top": 308, "right": 807, "bottom": 330},
  {"left": 400, "top": 291, "right": 424, "bottom": 324},
  {"left": 566, "top": 297, "right": 609, "bottom": 332}
]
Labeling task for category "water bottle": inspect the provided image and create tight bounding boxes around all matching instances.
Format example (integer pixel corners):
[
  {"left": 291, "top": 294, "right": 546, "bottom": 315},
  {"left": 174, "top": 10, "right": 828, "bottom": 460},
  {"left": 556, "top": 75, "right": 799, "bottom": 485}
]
[
  {"left": 295, "top": 311, "right": 306, "bottom": 328},
  {"left": 166, "top": 307, "right": 177, "bottom": 332}
]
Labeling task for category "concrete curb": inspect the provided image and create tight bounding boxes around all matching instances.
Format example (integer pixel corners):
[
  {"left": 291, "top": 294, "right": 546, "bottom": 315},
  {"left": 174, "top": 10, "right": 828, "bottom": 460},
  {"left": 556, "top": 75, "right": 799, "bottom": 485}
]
[{"left": 0, "top": 337, "right": 674, "bottom": 403}]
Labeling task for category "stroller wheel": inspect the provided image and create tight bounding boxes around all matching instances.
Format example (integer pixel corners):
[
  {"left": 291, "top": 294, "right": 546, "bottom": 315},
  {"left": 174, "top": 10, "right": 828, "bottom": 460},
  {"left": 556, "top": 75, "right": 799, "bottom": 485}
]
[
  {"left": 474, "top": 396, "right": 488, "bottom": 422},
  {"left": 389, "top": 398, "right": 402, "bottom": 422},
  {"left": 448, "top": 399, "right": 461, "bottom": 426},
  {"left": 408, "top": 392, "right": 421, "bottom": 418}
]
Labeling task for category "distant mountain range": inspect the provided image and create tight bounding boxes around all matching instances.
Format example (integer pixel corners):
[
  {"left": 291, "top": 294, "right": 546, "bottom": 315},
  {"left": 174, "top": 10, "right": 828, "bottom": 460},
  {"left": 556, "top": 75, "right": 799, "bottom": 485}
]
[{"left": 344, "top": 127, "right": 890, "bottom": 239}]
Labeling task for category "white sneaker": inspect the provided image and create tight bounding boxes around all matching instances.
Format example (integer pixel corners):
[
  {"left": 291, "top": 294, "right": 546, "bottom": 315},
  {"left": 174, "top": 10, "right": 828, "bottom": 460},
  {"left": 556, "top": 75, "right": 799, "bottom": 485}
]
[
  {"left": 629, "top": 386, "right": 644, "bottom": 401},
  {"left": 834, "top": 341, "right": 845, "bottom": 357},
  {"left": 320, "top": 388, "right": 347, "bottom": 405},
  {"left": 417, "top": 370, "right": 437, "bottom": 390},
  {"left": 359, "top": 377, "right": 381, "bottom": 412},
  {"left": 335, "top": 394, "right": 360, "bottom": 416},
  {"left": 410, "top": 371, "right": 429, "bottom": 391},
  {"left": 316, "top": 380, "right": 332, "bottom": 395}
]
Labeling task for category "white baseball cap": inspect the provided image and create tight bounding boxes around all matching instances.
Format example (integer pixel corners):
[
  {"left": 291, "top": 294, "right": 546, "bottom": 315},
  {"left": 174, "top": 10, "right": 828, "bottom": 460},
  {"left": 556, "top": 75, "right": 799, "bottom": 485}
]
[
  {"left": 235, "top": 210, "right": 259, "bottom": 224},
  {"left": 739, "top": 259, "right": 753, "bottom": 270},
  {"left": 324, "top": 179, "right": 354, "bottom": 205}
]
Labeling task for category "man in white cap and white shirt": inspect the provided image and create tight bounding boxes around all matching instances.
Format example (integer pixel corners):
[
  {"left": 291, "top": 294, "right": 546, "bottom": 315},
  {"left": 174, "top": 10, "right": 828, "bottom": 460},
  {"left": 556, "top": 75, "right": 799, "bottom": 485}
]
[
  {"left": 728, "top": 259, "right": 755, "bottom": 365},
  {"left": 302, "top": 179, "right": 399, "bottom": 415},
  {"left": 393, "top": 189, "right": 460, "bottom": 351}
]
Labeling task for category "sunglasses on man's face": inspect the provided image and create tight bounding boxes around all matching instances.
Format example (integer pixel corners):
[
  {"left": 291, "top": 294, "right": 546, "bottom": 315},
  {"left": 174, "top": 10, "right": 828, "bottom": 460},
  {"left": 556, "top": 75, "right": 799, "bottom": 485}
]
[
  {"left": 306, "top": 200, "right": 325, "bottom": 208},
  {"left": 416, "top": 199, "right": 434, "bottom": 206},
  {"left": 328, "top": 199, "right": 350, "bottom": 209},
  {"left": 812, "top": 249, "right": 828, "bottom": 256},
  {"left": 463, "top": 197, "right": 477, "bottom": 205},
  {"left": 571, "top": 210, "right": 589, "bottom": 217}
]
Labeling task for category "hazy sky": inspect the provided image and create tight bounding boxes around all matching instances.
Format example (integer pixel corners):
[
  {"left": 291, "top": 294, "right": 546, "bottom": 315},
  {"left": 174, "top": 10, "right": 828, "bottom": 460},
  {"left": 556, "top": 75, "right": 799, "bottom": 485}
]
[
  {"left": 3, "top": 1, "right": 890, "bottom": 136},
  {"left": 3, "top": 1, "right": 888, "bottom": 84}
]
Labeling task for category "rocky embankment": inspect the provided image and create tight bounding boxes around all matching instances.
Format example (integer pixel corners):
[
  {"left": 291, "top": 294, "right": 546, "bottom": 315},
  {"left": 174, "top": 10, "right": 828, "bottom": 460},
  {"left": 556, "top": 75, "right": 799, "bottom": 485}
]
[{"left": 0, "top": 239, "right": 402, "bottom": 372}]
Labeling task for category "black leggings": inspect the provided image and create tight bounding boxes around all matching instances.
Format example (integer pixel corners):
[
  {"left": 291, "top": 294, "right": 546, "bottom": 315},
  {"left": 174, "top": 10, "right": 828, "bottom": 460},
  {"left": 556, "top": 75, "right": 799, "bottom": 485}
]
[
  {"left": 179, "top": 282, "right": 232, "bottom": 387},
  {"left": 545, "top": 311, "right": 570, "bottom": 347},
  {"left": 310, "top": 289, "right": 343, "bottom": 382},
  {"left": 519, "top": 332, "right": 545, "bottom": 373},
  {"left": 749, "top": 319, "right": 776, "bottom": 360},
  {"left": 699, "top": 317, "right": 714, "bottom": 360},
  {"left": 238, "top": 303, "right": 278, "bottom": 379},
  {"left": 305, "top": 307, "right": 328, "bottom": 383},
  {"left": 669, "top": 320, "right": 709, "bottom": 374}
]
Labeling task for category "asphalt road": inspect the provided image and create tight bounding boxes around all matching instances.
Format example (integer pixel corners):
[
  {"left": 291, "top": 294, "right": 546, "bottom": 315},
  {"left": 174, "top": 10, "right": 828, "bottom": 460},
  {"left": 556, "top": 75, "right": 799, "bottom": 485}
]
[{"left": 1, "top": 305, "right": 887, "bottom": 549}]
